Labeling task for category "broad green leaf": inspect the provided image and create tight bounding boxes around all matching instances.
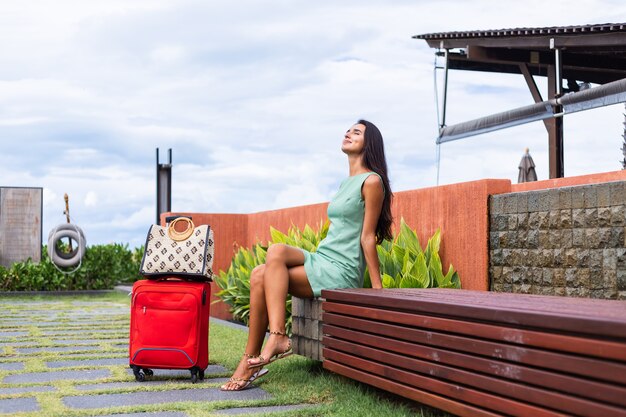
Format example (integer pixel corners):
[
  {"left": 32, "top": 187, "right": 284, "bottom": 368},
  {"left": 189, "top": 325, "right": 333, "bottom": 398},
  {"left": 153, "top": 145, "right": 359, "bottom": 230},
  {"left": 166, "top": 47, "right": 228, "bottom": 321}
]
[
  {"left": 429, "top": 252, "right": 445, "bottom": 287},
  {"left": 399, "top": 218, "right": 422, "bottom": 255},
  {"left": 303, "top": 224, "right": 316, "bottom": 242},
  {"left": 450, "top": 272, "right": 461, "bottom": 288},
  {"left": 414, "top": 252, "right": 430, "bottom": 287},
  {"left": 382, "top": 273, "right": 396, "bottom": 288},
  {"left": 391, "top": 245, "right": 406, "bottom": 264},
  {"left": 442, "top": 264, "right": 456, "bottom": 287},
  {"left": 363, "top": 268, "right": 372, "bottom": 288},
  {"left": 399, "top": 275, "right": 423, "bottom": 288},
  {"left": 270, "top": 227, "right": 287, "bottom": 244},
  {"left": 428, "top": 229, "right": 441, "bottom": 255},
  {"left": 254, "top": 245, "right": 267, "bottom": 263}
]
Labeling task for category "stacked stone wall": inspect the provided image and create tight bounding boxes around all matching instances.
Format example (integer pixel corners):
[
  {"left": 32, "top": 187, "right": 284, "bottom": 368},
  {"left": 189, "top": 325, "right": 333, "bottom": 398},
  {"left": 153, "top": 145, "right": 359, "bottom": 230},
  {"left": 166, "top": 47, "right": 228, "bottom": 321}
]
[
  {"left": 489, "top": 181, "right": 626, "bottom": 299},
  {"left": 291, "top": 297, "right": 324, "bottom": 361}
]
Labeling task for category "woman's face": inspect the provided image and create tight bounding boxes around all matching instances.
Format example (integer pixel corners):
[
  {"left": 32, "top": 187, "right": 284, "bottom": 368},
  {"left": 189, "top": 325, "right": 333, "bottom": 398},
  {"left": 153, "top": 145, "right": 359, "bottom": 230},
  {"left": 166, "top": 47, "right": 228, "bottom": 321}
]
[{"left": 341, "top": 123, "right": 366, "bottom": 155}]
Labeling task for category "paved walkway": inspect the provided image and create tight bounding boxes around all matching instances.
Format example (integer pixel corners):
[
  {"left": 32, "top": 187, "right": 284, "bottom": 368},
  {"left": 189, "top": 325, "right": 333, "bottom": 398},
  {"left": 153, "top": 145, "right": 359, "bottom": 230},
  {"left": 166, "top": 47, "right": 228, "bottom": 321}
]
[{"left": 0, "top": 291, "right": 311, "bottom": 416}]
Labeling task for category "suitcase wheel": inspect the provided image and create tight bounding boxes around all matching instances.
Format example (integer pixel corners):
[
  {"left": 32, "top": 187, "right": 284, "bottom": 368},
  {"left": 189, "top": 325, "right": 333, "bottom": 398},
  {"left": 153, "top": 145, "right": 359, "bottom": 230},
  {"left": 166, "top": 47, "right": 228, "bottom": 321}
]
[
  {"left": 190, "top": 367, "right": 203, "bottom": 384},
  {"left": 130, "top": 365, "right": 153, "bottom": 382}
]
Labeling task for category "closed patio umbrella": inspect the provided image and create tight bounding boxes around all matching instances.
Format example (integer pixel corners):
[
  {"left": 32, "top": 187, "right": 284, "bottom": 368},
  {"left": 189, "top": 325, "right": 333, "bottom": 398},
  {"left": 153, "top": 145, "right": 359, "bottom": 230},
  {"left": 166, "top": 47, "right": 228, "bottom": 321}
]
[{"left": 518, "top": 148, "right": 538, "bottom": 183}]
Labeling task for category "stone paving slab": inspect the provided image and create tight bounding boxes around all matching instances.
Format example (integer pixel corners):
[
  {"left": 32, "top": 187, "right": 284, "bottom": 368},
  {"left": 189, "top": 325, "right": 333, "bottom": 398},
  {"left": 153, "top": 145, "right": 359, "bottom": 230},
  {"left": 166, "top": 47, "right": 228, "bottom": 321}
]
[
  {"left": 46, "top": 357, "right": 128, "bottom": 368},
  {"left": 0, "top": 362, "right": 24, "bottom": 371},
  {"left": 0, "top": 331, "right": 29, "bottom": 338},
  {"left": 43, "top": 353, "right": 127, "bottom": 361},
  {"left": 75, "top": 377, "right": 230, "bottom": 391},
  {"left": 99, "top": 413, "right": 187, "bottom": 417},
  {"left": 42, "top": 329, "right": 127, "bottom": 336},
  {"left": 1, "top": 321, "right": 71, "bottom": 328},
  {"left": 16, "top": 345, "right": 102, "bottom": 354},
  {"left": 1, "top": 317, "right": 127, "bottom": 322},
  {"left": 3, "top": 369, "right": 111, "bottom": 384},
  {"left": 62, "top": 387, "right": 272, "bottom": 409},
  {"left": 0, "top": 397, "right": 39, "bottom": 413},
  {"left": 0, "top": 385, "right": 56, "bottom": 395},
  {"left": 52, "top": 338, "right": 127, "bottom": 345},
  {"left": 214, "top": 404, "right": 314, "bottom": 415},
  {"left": 0, "top": 342, "right": 37, "bottom": 347}
]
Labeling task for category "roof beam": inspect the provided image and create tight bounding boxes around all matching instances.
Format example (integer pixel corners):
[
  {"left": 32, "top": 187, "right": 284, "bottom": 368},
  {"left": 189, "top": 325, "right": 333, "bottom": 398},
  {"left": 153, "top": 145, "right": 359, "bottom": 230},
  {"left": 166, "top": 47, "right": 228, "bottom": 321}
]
[
  {"left": 465, "top": 46, "right": 626, "bottom": 74},
  {"left": 519, "top": 63, "right": 550, "bottom": 133},
  {"left": 422, "top": 32, "right": 626, "bottom": 50},
  {"left": 447, "top": 52, "right": 625, "bottom": 84}
]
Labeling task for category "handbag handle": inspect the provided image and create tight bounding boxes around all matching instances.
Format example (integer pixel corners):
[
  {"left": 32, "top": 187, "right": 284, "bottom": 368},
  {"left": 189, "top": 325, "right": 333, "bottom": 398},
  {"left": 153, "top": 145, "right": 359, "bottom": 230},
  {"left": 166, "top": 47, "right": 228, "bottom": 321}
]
[{"left": 168, "top": 217, "right": 195, "bottom": 241}]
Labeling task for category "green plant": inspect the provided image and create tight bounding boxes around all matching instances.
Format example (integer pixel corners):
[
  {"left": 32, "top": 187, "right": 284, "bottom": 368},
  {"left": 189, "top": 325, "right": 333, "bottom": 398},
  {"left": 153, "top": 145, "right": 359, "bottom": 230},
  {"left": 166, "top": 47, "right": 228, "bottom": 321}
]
[
  {"left": 215, "top": 221, "right": 329, "bottom": 332},
  {"left": 364, "top": 218, "right": 460, "bottom": 289},
  {"left": 0, "top": 243, "right": 144, "bottom": 291}
]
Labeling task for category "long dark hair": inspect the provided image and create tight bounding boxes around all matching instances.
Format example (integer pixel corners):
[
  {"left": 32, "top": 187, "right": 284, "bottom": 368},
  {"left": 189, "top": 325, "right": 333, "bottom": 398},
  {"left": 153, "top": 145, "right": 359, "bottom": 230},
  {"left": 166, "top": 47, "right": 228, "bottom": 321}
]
[{"left": 358, "top": 119, "right": 393, "bottom": 243}]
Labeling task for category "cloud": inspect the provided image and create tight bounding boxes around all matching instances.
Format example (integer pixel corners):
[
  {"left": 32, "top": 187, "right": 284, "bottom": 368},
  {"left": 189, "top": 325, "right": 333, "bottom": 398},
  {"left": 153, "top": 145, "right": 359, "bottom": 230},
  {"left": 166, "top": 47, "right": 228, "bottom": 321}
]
[
  {"left": 84, "top": 191, "right": 98, "bottom": 207},
  {"left": 1, "top": 0, "right": 625, "bottom": 247}
]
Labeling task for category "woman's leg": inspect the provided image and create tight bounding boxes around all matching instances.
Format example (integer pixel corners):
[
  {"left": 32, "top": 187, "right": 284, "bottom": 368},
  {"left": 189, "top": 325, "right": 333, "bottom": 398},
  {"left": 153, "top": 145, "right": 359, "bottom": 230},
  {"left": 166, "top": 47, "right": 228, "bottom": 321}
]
[
  {"left": 221, "top": 264, "right": 270, "bottom": 390},
  {"left": 248, "top": 244, "right": 313, "bottom": 367}
]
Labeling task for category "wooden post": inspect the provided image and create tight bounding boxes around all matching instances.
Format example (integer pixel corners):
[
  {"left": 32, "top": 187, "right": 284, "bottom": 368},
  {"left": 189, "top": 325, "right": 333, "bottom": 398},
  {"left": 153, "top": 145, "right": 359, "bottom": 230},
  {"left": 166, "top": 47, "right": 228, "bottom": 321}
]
[
  {"left": 547, "top": 65, "right": 564, "bottom": 178},
  {"left": 64, "top": 193, "right": 73, "bottom": 252}
]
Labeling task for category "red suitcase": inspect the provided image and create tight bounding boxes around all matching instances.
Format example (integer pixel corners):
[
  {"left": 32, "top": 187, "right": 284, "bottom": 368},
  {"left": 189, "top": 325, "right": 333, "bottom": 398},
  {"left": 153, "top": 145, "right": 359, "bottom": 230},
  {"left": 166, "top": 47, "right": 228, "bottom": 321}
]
[{"left": 129, "top": 279, "right": 210, "bottom": 383}]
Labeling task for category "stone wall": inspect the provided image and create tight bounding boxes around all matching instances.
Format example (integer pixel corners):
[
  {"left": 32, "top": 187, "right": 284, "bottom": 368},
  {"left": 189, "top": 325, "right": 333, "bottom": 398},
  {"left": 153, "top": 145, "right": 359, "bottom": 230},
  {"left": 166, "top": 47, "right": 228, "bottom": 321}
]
[
  {"left": 291, "top": 297, "right": 324, "bottom": 361},
  {"left": 489, "top": 181, "right": 626, "bottom": 300}
]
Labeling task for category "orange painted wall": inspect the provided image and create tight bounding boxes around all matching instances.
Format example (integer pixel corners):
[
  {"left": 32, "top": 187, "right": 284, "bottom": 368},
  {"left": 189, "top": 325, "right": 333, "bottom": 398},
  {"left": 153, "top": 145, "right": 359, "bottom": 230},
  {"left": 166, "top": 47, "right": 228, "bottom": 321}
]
[
  {"left": 246, "top": 203, "right": 329, "bottom": 247},
  {"left": 165, "top": 178, "right": 514, "bottom": 318}
]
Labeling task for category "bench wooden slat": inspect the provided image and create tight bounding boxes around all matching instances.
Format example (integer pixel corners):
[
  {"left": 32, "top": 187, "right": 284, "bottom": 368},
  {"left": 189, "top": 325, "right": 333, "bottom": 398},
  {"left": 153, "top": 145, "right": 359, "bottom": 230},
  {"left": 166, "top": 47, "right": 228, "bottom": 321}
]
[
  {"left": 323, "top": 324, "right": 626, "bottom": 407},
  {"left": 324, "top": 336, "right": 626, "bottom": 417},
  {"left": 381, "top": 288, "right": 624, "bottom": 315},
  {"left": 324, "top": 350, "right": 571, "bottom": 417},
  {"left": 322, "top": 288, "right": 626, "bottom": 338},
  {"left": 323, "top": 302, "right": 626, "bottom": 361},
  {"left": 324, "top": 360, "right": 508, "bottom": 417},
  {"left": 323, "top": 312, "right": 626, "bottom": 384}
]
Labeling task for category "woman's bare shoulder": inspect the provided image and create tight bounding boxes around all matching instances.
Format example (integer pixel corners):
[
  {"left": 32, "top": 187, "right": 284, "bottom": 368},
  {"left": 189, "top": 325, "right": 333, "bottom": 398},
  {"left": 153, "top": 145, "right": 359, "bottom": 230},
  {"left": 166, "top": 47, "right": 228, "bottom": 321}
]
[{"left": 362, "top": 173, "right": 383, "bottom": 195}]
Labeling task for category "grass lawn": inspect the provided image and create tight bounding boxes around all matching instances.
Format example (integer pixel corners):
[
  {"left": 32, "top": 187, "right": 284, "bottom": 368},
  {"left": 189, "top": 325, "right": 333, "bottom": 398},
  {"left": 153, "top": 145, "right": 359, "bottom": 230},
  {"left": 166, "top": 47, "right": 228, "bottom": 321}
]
[{"left": 0, "top": 292, "right": 451, "bottom": 416}]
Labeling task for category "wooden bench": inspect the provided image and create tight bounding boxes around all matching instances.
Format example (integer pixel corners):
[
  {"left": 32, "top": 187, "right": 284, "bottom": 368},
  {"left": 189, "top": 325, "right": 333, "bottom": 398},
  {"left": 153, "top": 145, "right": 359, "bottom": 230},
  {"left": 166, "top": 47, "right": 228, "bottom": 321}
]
[{"left": 321, "top": 288, "right": 626, "bottom": 417}]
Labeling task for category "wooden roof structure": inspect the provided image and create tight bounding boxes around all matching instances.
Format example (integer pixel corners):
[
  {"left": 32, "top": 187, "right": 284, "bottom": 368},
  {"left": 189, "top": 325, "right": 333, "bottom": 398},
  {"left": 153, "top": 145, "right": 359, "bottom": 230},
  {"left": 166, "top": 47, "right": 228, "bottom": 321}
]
[{"left": 414, "top": 23, "right": 626, "bottom": 178}]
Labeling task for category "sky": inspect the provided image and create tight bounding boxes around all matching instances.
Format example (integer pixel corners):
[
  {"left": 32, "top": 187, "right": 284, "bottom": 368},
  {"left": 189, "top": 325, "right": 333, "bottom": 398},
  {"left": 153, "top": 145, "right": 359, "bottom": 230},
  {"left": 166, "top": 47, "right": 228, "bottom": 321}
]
[{"left": 1, "top": 0, "right": 625, "bottom": 248}]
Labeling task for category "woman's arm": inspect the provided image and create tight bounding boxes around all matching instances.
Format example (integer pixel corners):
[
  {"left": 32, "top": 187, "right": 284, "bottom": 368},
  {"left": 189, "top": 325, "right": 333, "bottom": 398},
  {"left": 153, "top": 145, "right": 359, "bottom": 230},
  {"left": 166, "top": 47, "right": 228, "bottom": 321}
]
[{"left": 361, "top": 174, "right": 385, "bottom": 289}]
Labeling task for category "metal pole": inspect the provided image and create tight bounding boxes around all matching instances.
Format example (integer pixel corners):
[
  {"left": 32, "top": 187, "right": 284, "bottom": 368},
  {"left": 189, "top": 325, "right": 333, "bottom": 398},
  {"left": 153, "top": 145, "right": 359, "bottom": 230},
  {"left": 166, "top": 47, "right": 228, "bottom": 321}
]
[
  {"left": 551, "top": 38, "right": 562, "bottom": 97},
  {"left": 441, "top": 47, "right": 450, "bottom": 129}
]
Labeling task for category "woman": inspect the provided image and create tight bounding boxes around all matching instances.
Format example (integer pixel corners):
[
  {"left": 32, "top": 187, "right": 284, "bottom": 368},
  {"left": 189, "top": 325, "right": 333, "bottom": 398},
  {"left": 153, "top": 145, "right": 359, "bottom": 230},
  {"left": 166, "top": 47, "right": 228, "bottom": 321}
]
[{"left": 221, "top": 119, "right": 393, "bottom": 391}]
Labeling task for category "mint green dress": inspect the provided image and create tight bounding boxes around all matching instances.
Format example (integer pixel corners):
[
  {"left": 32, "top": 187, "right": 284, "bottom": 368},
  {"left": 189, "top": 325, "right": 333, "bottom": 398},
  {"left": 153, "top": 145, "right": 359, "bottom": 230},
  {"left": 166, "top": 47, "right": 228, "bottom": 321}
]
[{"left": 302, "top": 172, "right": 382, "bottom": 297}]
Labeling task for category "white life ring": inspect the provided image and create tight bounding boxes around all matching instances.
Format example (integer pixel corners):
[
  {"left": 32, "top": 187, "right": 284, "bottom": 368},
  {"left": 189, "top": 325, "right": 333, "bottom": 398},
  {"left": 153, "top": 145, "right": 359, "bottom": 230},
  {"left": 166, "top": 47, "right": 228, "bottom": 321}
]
[{"left": 48, "top": 223, "right": 86, "bottom": 267}]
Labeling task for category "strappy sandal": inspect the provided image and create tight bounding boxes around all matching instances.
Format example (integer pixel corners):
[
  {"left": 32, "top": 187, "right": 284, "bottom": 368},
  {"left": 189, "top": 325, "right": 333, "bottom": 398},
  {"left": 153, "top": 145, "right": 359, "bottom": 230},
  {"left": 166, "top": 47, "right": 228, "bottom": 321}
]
[
  {"left": 220, "top": 353, "right": 269, "bottom": 392},
  {"left": 247, "top": 331, "right": 293, "bottom": 369}
]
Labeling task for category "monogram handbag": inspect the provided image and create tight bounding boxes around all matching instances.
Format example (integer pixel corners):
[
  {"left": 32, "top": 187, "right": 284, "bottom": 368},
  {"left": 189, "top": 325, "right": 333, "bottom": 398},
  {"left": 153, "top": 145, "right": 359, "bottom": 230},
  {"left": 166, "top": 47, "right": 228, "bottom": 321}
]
[{"left": 139, "top": 217, "right": 214, "bottom": 281}]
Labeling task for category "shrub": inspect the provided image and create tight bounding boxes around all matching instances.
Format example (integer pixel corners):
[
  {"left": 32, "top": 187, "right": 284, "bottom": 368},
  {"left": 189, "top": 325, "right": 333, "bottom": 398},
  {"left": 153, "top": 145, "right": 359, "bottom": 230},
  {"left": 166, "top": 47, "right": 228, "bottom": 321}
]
[
  {"left": 363, "top": 218, "right": 460, "bottom": 289},
  {"left": 214, "top": 221, "right": 329, "bottom": 333},
  {"left": 0, "top": 243, "right": 144, "bottom": 291}
]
